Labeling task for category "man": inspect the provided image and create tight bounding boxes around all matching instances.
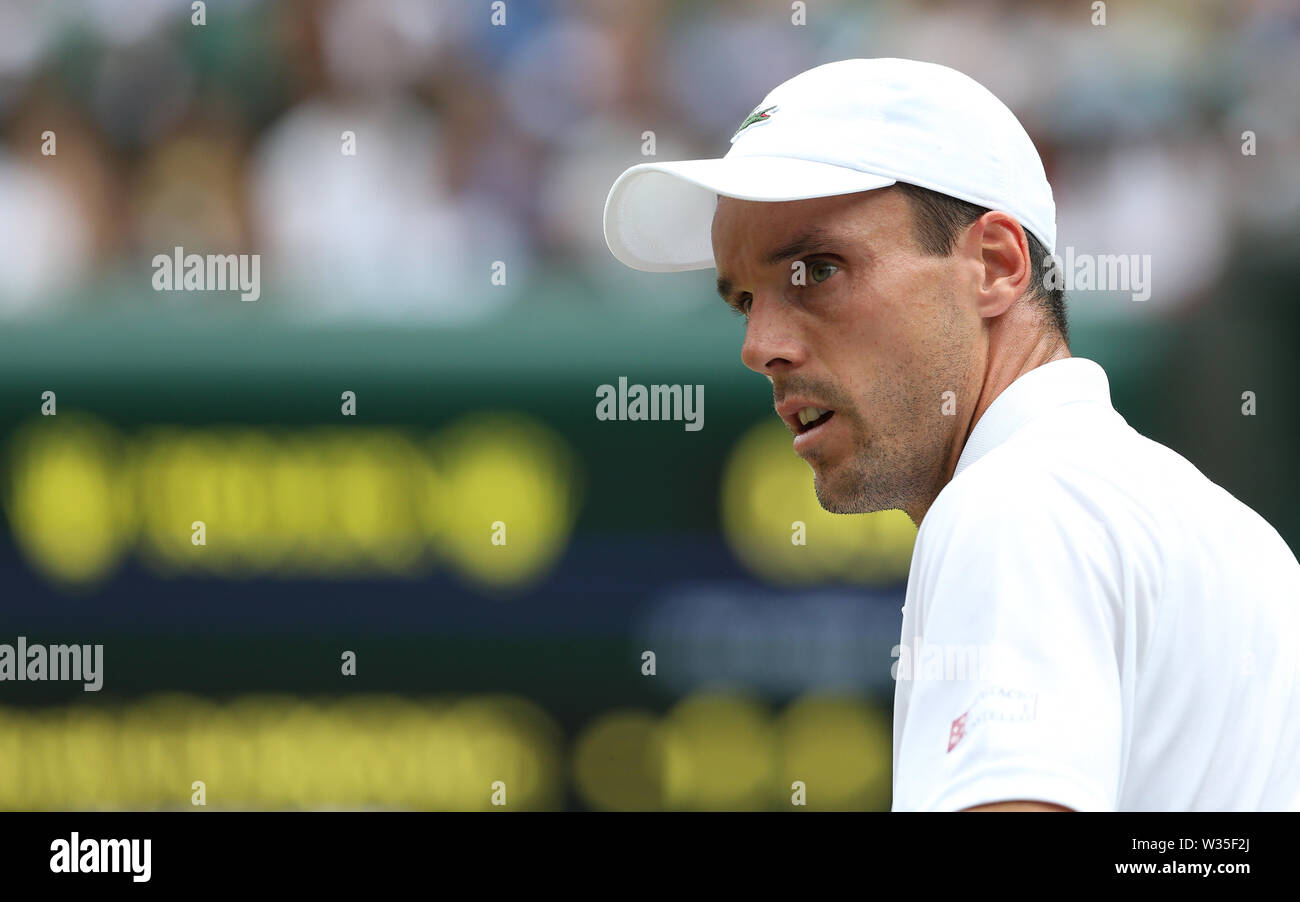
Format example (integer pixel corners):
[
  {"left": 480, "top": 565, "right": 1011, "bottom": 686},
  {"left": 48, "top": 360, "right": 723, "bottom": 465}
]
[{"left": 603, "top": 58, "right": 1300, "bottom": 811}]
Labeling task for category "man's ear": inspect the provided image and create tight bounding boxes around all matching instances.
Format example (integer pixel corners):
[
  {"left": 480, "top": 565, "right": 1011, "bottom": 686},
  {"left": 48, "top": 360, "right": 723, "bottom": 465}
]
[{"left": 967, "top": 211, "right": 1033, "bottom": 320}]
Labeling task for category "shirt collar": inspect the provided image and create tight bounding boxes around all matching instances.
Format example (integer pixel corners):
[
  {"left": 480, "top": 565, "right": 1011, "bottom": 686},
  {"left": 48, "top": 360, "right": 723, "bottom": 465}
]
[{"left": 953, "top": 357, "right": 1113, "bottom": 479}]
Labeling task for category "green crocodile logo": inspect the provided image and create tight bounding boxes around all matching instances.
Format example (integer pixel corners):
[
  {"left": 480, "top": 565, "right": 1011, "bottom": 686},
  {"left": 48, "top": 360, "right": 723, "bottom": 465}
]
[{"left": 732, "top": 105, "right": 777, "bottom": 140}]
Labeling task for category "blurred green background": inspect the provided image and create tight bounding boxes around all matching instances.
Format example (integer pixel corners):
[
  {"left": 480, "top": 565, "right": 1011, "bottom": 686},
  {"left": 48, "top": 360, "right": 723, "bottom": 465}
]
[{"left": 0, "top": 0, "right": 1296, "bottom": 810}]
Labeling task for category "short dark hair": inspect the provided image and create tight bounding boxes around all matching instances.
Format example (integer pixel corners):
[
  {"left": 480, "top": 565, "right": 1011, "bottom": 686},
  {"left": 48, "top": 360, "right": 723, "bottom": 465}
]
[{"left": 893, "top": 181, "right": 1068, "bottom": 344}]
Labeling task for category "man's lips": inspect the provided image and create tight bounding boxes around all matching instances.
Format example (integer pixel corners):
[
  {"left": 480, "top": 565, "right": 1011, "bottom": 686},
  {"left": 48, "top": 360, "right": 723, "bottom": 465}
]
[{"left": 776, "top": 399, "right": 837, "bottom": 436}]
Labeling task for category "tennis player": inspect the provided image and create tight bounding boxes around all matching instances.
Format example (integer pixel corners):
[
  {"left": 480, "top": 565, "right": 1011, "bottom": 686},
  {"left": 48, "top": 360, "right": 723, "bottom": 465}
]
[{"left": 602, "top": 58, "right": 1300, "bottom": 811}]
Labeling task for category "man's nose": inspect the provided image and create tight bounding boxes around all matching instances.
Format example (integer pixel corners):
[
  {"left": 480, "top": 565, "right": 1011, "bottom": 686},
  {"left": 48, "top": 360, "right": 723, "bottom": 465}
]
[{"left": 740, "top": 295, "right": 804, "bottom": 376}]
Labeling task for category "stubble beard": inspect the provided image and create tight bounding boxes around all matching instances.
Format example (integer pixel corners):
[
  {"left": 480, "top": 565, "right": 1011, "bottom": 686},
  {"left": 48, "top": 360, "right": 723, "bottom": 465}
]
[
  {"left": 808, "top": 415, "right": 933, "bottom": 515},
  {"left": 807, "top": 365, "right": 961, "bottom": 517}
]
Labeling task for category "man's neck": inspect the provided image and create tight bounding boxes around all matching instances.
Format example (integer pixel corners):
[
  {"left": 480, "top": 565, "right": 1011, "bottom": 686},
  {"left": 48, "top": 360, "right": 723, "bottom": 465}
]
[{"left": 906, "top": 323, "right": 1071, "bottom": 526}]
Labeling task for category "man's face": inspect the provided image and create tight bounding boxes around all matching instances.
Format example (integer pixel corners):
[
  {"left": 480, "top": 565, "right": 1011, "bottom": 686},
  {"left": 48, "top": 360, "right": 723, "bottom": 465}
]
[{"left": 711, "top": 187, "right": 983, "bottom": 519}]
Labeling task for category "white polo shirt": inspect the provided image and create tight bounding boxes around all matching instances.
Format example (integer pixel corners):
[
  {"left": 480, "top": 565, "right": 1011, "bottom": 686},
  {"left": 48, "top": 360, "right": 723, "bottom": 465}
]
[{"left": 891, "top": 357, "right": 1300, "bottom": 811}]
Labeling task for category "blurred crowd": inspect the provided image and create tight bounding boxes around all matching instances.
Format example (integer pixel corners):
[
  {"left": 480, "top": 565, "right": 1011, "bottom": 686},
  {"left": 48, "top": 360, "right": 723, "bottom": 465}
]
[{"left": 0, "top": 0, "right": 1297, "bottom": 322}]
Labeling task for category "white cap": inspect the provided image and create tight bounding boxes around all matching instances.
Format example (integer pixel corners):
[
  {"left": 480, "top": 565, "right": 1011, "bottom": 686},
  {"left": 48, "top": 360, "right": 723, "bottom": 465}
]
[{"left": 603, "top": 58, "right": 1056, "bottom": 272}]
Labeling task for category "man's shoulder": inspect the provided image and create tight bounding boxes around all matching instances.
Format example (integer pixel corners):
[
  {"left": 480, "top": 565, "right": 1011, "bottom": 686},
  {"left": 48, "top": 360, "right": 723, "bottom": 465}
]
[
  {"left": 927, "top": 407, "right": 1122, "bottom": 526},
  {"left": 920, "top": 403, "right": 1177, "bottom": 566},
  {"left": 923, "top": 402, "right": 1295, "bottom": 572}
]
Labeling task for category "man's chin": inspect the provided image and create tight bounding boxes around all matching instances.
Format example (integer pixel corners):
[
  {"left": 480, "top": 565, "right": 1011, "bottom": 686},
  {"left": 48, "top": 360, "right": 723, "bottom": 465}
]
[
  {"left": 811, "top": 465, "right": 894, "bottom": 515},
  {"left": 812, "top": 470, "right": 864, "bottom": 515}
]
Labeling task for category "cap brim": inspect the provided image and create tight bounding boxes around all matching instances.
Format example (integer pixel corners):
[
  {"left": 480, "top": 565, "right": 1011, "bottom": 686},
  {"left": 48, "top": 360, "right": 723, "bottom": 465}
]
[{"left": 603, "top": 156, "right": 896, "bottom": 273}]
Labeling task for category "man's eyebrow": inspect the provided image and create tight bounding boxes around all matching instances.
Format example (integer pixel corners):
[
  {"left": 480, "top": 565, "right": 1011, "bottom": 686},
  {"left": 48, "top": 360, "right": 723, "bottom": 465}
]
[
  {"left": 716, "top": 274, "right": 736, "bottom": 303},
  {"left": 763, "top": 228, "right": 836, "bottom": 265}
]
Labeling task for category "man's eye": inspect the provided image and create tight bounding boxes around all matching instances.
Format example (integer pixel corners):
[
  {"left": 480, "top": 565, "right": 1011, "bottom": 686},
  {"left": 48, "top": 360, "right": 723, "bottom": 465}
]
[{"left": 809, "top": 261, "right": 838, "bottom": 283}]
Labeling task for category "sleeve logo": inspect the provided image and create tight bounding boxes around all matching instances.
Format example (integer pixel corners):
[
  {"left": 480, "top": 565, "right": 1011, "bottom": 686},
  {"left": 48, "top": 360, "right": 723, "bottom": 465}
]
[{"left": 947, "top": 688, "right": 1038, "bottom": 753}]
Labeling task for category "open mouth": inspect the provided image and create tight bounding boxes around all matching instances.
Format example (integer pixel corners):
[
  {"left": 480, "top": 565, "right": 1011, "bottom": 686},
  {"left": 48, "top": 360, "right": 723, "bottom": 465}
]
[{"left": 795, "top": 406, "right": 835, "bottom": 434}]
